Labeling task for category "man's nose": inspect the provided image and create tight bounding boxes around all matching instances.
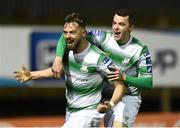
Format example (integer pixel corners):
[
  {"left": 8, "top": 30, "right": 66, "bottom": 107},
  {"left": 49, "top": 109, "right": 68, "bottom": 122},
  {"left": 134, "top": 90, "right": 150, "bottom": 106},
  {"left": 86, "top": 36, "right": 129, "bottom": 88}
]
[
  {"left": 114, "top": 25, "right": 120, "bottom": 30},
  {"left": 65, "top": 33, "right": 71, "bottom": 39}
]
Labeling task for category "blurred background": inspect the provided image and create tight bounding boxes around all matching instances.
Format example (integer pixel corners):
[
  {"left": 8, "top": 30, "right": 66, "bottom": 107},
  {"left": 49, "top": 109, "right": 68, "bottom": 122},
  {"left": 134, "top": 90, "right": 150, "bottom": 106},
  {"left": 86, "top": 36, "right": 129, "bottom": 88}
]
[{"left": 0, "top": 0, "right": 180, "bottom": 127}]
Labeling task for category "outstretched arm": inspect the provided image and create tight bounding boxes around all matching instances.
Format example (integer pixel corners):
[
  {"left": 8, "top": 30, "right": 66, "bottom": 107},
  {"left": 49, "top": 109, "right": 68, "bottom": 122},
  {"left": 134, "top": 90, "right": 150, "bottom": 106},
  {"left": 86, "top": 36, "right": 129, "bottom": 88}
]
[{"left": 13, "top": 65, "right": 54, "bottom": 83}]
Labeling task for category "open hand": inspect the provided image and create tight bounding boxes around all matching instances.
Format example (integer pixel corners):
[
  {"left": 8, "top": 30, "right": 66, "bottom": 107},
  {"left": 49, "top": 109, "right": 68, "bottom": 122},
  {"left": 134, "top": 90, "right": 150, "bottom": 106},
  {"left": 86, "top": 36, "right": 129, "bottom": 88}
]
[{"left": 13, "top": 65, "right": 31, "bottom": 83}]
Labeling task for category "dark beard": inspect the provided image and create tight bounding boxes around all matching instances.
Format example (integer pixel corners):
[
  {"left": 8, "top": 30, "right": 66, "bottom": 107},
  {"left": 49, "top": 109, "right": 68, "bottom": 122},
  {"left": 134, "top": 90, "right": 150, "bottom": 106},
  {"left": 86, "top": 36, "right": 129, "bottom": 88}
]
[{"left": 67, "top": 39, "right": 81, "bottom": 52}]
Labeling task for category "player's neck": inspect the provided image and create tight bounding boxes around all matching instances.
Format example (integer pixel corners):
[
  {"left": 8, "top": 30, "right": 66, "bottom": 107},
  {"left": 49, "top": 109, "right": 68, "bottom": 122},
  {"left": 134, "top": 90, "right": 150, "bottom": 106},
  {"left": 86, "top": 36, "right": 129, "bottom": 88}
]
[
  {"left": 74, "top": 38, "right": 89, "bottom": 53},
  {"left": 117, "top": 34, "right": 131, "bottom": 45}
]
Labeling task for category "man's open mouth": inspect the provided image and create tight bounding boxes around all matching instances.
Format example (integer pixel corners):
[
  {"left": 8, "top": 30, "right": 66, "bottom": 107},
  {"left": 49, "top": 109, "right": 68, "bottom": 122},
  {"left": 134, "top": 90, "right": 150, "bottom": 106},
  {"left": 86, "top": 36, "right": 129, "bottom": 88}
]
[{"left": 114, "top": 32, "right": 121, "bottom": 36}]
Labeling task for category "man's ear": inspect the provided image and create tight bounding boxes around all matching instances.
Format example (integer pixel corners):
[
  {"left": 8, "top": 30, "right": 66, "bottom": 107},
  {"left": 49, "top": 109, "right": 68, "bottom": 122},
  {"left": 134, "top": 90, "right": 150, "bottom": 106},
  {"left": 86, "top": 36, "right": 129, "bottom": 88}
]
[{"left": 129, "top": 24, "right": 134, "bottom": 31}]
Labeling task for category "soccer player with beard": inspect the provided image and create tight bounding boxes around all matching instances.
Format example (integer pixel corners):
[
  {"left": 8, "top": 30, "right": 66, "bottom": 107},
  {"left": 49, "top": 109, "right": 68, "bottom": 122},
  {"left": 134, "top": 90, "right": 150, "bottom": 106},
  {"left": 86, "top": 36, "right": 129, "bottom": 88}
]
[
  {"left": 13, "top": 12, "right": 125, "bottom": 128},
  {"left": 52, "top": 9, "right": 153, "bottom": 127}
]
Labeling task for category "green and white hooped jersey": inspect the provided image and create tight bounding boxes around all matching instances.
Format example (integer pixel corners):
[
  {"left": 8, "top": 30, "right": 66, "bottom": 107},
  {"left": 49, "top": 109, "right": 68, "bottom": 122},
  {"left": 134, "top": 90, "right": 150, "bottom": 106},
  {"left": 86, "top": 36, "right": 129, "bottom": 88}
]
[
  {"left": 56, "top": 31, "right": 152, "bottom": 96},
  {"left": 63, "top": 43, "right": 116, "bottom": 112},
  {"left": 87, "top": 30, "right": 152, "bottom": 95}
]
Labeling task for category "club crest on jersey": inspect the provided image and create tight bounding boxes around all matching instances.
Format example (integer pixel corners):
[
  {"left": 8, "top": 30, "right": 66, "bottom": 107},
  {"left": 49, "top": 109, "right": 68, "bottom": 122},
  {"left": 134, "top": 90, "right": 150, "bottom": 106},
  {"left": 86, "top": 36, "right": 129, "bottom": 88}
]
[
  {"left": 80, "top": 65, "right": 88, "bottom": 73},
  {"left": 122, "top": 58, "right": 130, "bottom": 65}
]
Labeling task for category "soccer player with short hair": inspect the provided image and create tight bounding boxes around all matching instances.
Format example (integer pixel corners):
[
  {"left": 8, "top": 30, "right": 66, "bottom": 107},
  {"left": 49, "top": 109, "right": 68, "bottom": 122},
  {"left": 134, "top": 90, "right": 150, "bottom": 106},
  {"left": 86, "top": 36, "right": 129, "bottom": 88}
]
[{"left": 52, "top": 9, "right": 153, "bottom": 127}]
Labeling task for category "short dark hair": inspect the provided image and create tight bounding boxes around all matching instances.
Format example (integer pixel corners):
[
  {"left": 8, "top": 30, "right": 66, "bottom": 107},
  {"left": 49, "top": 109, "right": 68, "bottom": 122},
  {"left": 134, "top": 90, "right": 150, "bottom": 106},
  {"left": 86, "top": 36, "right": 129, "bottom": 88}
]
[
  {"left": 113, "top": 9, "right": 134, "bottom": 26},
  {"left": 64, "top": 12, "right": 86, "bottom": 29}
]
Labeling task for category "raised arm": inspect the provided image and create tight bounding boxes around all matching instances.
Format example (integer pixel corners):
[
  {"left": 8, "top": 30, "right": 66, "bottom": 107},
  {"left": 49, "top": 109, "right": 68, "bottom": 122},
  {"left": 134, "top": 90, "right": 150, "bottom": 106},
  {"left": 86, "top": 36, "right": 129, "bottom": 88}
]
[
  {"left": 52, "top": 33, "right": 66, "bottom": 78},
  {"left": 56, "top": 33, "right": 66, "bottom": 57}
]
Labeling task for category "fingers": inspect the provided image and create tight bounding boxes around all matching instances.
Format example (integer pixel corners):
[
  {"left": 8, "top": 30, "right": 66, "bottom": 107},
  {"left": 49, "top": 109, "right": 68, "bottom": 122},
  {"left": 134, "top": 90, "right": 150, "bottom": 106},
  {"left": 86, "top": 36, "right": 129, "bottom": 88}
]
[
  {"left": 107, "top": 70, "right": 124, "bottom": 81},
  {"left": 14, "top": 75, "right": 24, "bottom": 82},
  {"left": 107, "top": 74, "right": 120, "bottom": 81},
  {"left": 54, "top": 71, "right": 61, "bottom": 78},
  {"left": 13, "top": 65, "right": 29, "bottom": 83},
  {"left": 13, "top": 72, "right": 23, "bottom": 82},
  {"left": 20, "top": 78, "right": 24, "bottom": 83},
  {"left": 22, "top": 65, "right": 27, "bottom": 71},
  {"left": 96, "top": 101, "right": 111, "bottom": 113},
  {"left": 52, "top": 68, "right": 62, "bottom": 78},
  {"left": 97, "top": 104, "right": 108, "bottom": 113},
  {"left": 52, "top": 64, "right": 63, "bottom": 78},
  {"left": 104, "top": 101, "right": 110, "bottom": 105},
  {"left": 107, "top": 74, "right": 119, "bottom": 78},
  {"left": 107, "top": 70, "right": 119, "bottom": 75},
  {"left": 52, "top": 57, "right": 63, "bottom": 78},
  {"left": 108, "top": 77, "right": 120, "bottom": 81},
  {"left": 13, "top": 71, "right": 20, "bottom": 76},
  {"left": 13, "top": 71, "right": 21, "bottom": 79}
]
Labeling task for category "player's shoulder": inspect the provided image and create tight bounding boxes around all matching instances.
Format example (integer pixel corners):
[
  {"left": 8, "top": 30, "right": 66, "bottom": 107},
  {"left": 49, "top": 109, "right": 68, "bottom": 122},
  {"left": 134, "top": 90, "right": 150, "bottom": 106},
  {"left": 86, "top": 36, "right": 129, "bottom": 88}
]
[
  {"left": 90, "top": 44, "right": 105, "bottom": 55},
  {"left": 131, "top": 36, "right": 147, "bottom": 48},
  {"left": 131, "top": 36, "right": 151, "bottom": 56},
  {"left": 87, "top": 30, "right": 112, "bottom": 45},
  {"left": 87, "top": 44, "right": 107, "bottom": 64},
  {"left": 87, "top": 30, "right": 112, "bottom": 37},
  {"left": 91, "top": 45, "right": 108, "bottom": 60}
]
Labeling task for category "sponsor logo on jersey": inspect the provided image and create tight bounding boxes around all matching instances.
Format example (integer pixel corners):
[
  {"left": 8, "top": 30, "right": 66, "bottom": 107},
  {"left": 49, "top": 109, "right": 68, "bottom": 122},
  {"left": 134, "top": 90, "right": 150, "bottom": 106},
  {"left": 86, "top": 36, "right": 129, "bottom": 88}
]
[
  {"left": 122, "top": 58, "right": 130, "bottom": 65},
  {"left": 103, "top": 57, "right": 110, "bottom": 64},
  {"left": 147, "top": 66, "right": 152, "bottom": 73},
  {"left": 103, "top": 57, "right": 116, "bottom": 71},
  {"left": 146, "top": 57, "right": 152, "bottom": 64},
  {"left": 80, "top": 65, "right": 88, "bottom": 73},
  {"left": 107, "top": 62, "right": 116, "bottom": 71},
  {"left": 144, "top": 51, "right": 150, "bottom": 57}
]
